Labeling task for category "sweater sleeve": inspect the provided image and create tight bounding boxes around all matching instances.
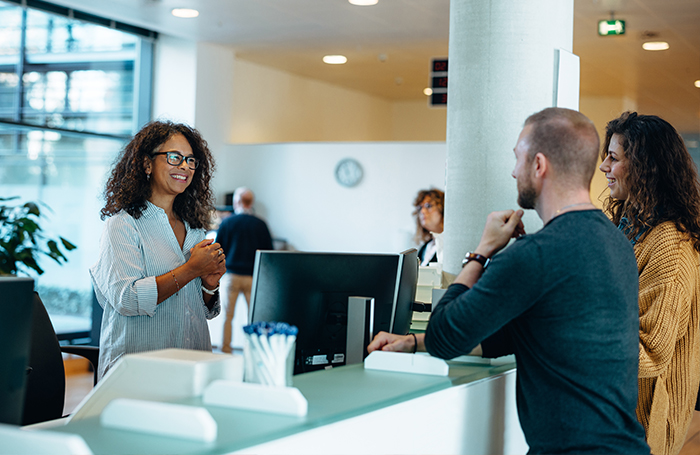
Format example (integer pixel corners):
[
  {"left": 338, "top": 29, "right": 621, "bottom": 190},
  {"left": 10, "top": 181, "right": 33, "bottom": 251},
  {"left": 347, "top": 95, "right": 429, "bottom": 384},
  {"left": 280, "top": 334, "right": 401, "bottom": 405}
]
[
  {"left": 425, "top": 237, "right": 542, "bottom": 360},
  {"left": 429, "top": 284, "right": 514, "bottom": 358},
  {"left": 636, "top": 227, "right": 697, "bottom": 378}
]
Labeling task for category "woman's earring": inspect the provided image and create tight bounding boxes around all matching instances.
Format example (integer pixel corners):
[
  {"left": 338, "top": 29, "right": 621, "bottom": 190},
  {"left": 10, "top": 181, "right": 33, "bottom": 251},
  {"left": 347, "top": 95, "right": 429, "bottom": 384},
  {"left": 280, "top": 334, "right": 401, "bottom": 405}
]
[{"left": 147, "top": 173, "right": 151, "bottom": 181}]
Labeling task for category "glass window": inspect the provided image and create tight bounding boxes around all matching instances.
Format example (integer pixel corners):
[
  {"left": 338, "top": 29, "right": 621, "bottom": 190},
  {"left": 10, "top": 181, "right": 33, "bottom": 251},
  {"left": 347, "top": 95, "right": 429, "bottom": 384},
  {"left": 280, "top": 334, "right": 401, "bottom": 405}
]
[
  {"left": 0, "top": 4, "right": 22, "bottom": 56},
  {"left": 0, "top": 0, "right": 153, "bottom": 342}
]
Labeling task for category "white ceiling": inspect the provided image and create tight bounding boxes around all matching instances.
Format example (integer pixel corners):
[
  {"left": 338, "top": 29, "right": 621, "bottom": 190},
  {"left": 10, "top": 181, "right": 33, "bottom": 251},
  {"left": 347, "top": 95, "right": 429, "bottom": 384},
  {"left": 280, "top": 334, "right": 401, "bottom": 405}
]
[{"left": 47, "top": 0, "right": 700, "bottom": 133}]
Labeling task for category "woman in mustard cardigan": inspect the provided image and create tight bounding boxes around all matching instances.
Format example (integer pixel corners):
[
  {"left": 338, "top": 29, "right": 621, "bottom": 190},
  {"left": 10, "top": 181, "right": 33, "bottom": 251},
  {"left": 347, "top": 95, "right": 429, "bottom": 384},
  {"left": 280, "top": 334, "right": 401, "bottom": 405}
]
[{"left": 599, "top": 112, "right": 700, "bottom": 455}]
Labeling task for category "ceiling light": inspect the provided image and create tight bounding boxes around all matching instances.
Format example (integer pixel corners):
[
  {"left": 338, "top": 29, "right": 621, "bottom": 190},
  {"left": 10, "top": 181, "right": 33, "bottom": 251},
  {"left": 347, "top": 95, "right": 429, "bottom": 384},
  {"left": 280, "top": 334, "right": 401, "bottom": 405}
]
[
  {"left": 171, "top": 8, "right": 199, "bottom": 18},
  {"left": 349, "top": 0, "right": 379, "bottom": 5},
  {"left": 694, "top": 80, "right": 700, "bottom": 88},
  {"left": 423, "top": 88, "right": 433, "bottom": 96},
  {"left": 642, "top": 41, "right": 669, "bottom": 51},
  {"left": 323, "top": 55, "right": 347, "bottom": 65}
]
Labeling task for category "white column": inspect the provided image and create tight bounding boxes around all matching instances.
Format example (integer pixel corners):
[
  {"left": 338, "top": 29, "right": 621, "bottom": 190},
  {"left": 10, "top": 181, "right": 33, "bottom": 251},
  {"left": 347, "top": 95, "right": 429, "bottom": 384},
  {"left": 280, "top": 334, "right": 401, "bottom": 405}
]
[
  {"left": 443, "top": 0, "right": 574, "bottom": 274},
  {"left": 152, "top": 35, "right": 197, "bottom": 126},
  {"left": 194, "top": 42, "right": 236, "bottom": 204}
]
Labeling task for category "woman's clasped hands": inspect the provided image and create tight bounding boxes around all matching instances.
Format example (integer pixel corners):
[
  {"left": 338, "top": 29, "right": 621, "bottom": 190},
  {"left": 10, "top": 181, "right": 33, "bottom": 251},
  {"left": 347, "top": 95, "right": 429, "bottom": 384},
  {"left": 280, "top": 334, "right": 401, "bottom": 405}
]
[{"left": 189, "top": 239, "right": 226, "bottom": 288}]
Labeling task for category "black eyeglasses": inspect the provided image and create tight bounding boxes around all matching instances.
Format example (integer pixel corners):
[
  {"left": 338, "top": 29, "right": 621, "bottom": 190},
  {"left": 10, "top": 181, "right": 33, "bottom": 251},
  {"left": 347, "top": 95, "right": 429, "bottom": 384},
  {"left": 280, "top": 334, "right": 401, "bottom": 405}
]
[{"left": 152, "top": 152, "right": 199, "bottom": 170}]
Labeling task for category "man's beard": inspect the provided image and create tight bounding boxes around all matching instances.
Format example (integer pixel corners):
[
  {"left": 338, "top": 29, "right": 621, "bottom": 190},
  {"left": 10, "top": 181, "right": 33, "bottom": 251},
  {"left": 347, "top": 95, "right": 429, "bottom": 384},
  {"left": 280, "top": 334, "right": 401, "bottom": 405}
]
[{"left": 517, "top": 176, "right": 537, "bottom": 210}]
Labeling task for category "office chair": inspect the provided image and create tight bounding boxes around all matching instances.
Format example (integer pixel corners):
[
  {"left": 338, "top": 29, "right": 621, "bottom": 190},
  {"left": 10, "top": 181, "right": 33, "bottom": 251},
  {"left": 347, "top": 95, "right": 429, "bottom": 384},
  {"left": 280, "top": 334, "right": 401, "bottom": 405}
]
[{"left": 22, "top": 292, "right": 99, "bottom": 426}]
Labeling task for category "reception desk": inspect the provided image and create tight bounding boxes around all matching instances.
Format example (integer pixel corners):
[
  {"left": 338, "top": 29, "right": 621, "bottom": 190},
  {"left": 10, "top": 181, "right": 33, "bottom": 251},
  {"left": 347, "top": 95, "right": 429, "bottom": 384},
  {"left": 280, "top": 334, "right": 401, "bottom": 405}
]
[{"left": 32, "top": 356, "right": 526, "bottom": 455}]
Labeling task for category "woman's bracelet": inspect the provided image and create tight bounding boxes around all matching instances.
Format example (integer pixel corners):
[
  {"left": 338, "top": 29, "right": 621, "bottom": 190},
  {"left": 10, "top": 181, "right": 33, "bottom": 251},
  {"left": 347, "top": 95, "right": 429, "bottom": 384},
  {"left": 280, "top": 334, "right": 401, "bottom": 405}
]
[
  {"left": 201, "top": 284, "right": 220, "bottom": 295},
  {"left": 170, "top": 270, "right": 180, "bottom": 295},
  {"left": 408, "top": 332, "right": 417, "bottom": 354}
]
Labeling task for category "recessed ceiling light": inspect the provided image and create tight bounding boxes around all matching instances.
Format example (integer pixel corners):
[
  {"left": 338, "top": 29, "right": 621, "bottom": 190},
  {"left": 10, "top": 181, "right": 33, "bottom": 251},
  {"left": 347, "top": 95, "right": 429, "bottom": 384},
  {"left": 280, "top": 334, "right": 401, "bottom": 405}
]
[
  {"left": 694, "top": 80, "right": 700, "bottom": 88},
  {"left": 172, "top": 8, "right": 199, "bottom": 18},
  {"left": 423, "top": 88, "right": 433, "bottom": 96},
  {"left": 349, "top": 0, "right": 379, "bottom": 5},
  {"left": 323, "top": 55, "right": 347, "bottom": 65},
  {"left": 642, "top": 41, "right": 669, "bottom": 51}
]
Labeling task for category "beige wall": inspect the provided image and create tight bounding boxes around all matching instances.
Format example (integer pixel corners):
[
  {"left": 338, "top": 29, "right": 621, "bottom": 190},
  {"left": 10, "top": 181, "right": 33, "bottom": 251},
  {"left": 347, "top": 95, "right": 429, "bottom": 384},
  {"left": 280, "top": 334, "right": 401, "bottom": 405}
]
[
  {"left": 229, "top": 59, "right": 394, "bottom": 143},
  {"left": 229, "top": 58, "right": 447, "bottom": 143},
  {"left": 391, "top": 100, "right": 447, "bottom": 141}
]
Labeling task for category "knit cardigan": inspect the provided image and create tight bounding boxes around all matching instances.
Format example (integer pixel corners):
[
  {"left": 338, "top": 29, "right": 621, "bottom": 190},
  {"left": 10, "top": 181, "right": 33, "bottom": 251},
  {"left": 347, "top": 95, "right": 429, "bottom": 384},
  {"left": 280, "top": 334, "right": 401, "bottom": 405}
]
[{"left": 634, "top": 221, "right": 700, "bottom": 455}]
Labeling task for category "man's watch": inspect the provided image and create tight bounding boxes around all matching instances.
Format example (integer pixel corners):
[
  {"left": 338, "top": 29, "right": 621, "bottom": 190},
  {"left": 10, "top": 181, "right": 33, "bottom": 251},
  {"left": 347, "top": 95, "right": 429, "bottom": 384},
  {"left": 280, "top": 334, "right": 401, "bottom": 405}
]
[{"left": 462, "top": 252, "right": 490, "bottom": 269}]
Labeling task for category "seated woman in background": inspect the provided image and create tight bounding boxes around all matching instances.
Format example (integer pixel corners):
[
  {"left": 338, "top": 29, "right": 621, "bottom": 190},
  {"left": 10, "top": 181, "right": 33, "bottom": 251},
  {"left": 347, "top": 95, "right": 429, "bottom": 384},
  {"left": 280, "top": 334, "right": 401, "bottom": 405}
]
[
  {"left": 599, "top": 111, "right": 700, "bottom": 455},
  {"left": 413, "top": 188, "right": 445, "bottom": 266},
  {"left": 90, "top": 121, "right": 226, "bottom": 379}
]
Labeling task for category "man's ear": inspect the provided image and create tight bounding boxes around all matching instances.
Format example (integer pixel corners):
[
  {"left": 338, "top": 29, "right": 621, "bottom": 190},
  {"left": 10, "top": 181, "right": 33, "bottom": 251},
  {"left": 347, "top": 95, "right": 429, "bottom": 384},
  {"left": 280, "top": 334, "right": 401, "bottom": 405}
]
[{"left": 533, "top": 152, "right": 548, "bottom": 179}]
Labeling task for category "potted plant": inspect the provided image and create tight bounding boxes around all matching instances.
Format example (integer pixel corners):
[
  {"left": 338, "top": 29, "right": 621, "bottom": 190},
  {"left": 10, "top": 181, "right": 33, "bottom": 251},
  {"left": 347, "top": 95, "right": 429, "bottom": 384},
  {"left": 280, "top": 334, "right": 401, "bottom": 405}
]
[{"left": 0, "top": 196, "right": 76, "bottom": 276}]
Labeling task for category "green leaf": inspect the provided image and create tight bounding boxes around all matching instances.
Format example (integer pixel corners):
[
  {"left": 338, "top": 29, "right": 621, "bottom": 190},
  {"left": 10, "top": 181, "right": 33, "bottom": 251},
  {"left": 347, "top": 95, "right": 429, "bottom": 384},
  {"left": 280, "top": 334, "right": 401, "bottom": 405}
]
[
  {"left": 20, "top": 256, "right": 44, "bottom": 275},
  {"left": 24, "top": 202, "right": 40, "bottom": 217},
  {"left": 60, "top": 237, "right": 77, "bottom": 251},
  {"left": 47, "top": 240, "right": 68, "bottom": 263},
  {"left": 47, "top": 239, "right": 59, "bottom": 253},
  {"left": 16, "top": 217, "right": 40, "bottom": 234}
]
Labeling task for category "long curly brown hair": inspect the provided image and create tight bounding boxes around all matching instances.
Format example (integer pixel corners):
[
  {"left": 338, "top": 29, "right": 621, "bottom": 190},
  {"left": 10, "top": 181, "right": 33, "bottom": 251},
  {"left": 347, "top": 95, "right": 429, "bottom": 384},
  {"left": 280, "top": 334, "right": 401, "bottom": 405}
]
[
  {"left": 100, "top": 121, "right": 216, "bottom": 229},
  {"left": 601, "top": 112, "right": 700, "bottom": 251},
  {"left": 412, "top": 188, "right": 444, "bottom": 244}
]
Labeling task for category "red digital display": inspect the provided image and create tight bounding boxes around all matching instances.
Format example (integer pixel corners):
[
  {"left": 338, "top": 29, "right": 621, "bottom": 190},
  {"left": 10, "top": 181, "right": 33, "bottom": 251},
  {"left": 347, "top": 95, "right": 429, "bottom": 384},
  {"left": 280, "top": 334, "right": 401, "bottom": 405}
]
[
  {"left": 431, "top": 92, "right": 447, "bottom": 106},
  {"left": 432, "top": 59, "right": 448, "bottom": 73},
  {"left": 432, "top": 76, "right": 448, "bottom": 88},
  {"left": 430, "top": 58, "right": 448, "bottom": 107}
]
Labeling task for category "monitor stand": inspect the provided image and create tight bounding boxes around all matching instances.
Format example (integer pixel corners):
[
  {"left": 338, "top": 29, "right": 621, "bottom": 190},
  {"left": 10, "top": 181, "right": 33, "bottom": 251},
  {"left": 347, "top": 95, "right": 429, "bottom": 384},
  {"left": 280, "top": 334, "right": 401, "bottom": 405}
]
[{"left": 346, "top": 296, "right": 375, "bottom": 365}]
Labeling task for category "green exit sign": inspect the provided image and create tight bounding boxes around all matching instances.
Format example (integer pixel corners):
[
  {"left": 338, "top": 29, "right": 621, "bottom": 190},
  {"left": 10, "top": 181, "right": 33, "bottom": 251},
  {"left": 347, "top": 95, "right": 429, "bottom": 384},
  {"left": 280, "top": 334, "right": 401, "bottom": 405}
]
[{"left": 598, "top": 20, "right": 626, "bottom": 36}]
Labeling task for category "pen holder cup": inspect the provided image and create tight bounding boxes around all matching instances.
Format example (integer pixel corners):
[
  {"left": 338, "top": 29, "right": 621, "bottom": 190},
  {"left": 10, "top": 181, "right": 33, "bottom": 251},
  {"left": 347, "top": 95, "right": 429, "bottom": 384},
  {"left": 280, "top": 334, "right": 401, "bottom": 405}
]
[{"left": 243, "top": 337, "right": 295, "bottom": 387}]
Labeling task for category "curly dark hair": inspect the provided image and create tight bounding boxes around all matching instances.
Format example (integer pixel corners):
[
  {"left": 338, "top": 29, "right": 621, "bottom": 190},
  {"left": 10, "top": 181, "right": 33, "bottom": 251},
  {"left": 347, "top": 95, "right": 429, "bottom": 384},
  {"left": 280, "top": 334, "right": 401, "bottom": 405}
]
[
  {"left": 100, "top": 121, "right": 216, "bottom": 230},
  {"left": 412, "top": 188, "right": 444, "bottom": 244},
  {"left": 600, "top": 112, "right": 700, "bottom": 251}
]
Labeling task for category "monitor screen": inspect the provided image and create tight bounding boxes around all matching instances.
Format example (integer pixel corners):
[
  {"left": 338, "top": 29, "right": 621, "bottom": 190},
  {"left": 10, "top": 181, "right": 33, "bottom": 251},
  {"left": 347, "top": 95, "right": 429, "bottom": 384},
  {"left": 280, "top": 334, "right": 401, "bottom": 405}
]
[
  {"left": 0, "top": 277, "right": 35, "bottom": 425},
  {"left": 249, "top": 249, "right": 418, "bottom": 374}
]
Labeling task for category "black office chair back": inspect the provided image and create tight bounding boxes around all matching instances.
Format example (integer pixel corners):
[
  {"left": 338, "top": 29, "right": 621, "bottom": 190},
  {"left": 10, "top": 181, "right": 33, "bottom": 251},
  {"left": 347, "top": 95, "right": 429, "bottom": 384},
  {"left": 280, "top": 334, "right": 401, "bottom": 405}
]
[
  {"left": 22, "top": 292, "right": 65, "bottom": 425},
  {"left": 0, "top": 277, "right": 35, "bottom": 426}
]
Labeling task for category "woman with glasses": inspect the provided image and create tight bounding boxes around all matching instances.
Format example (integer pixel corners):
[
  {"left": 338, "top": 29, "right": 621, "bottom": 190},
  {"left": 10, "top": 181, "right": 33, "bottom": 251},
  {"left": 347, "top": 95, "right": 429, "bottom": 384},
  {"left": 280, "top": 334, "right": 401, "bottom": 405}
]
[
  {"left": 90, "top": 121, "right": 226, "bottom": 379},
  {"left": 412, "top": 188, "right": 445, "bottom": 266},
  {"left": 599, "top": 112, "right": 700, "bottom": 455}
]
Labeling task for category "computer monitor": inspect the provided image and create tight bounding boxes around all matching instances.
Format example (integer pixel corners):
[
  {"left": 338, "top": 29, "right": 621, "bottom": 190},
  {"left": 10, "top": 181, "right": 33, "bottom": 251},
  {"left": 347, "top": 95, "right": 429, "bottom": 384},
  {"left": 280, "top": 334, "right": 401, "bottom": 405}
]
[
  {"left": 0, "top": 277, "right": 34, "bottom": 425},
  {"left": 249, "top": 249, "right": 418, "bottom": 374}
]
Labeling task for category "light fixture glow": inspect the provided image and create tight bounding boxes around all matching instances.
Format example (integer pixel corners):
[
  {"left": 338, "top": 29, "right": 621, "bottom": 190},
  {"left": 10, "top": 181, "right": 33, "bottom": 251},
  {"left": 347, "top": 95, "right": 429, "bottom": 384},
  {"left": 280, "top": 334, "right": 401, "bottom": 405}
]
[
  {"left": 323, "top": 55, "right": 347, "bottom": 65},
  {"left": 423, "top": 88, "right": 433, "bottom": 96},
  {"left": 642, "top": 41, "right": 669, "bottom": 51},
  {"left": 349, "top": 0, "right": 379, "bottom": 5},
  {"left": 172, "top": 8, "right": 199, "bottom": 18},
  {"left": 694, "top": 80, "right": 700, "bottom": 88}
]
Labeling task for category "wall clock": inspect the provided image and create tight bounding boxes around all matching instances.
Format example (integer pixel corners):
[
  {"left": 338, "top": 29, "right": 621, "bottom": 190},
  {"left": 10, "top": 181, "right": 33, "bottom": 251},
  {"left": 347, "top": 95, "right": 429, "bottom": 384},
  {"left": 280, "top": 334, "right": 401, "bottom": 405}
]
[{"left": 334, "top": 158, "right": 363, "bottom": 187}]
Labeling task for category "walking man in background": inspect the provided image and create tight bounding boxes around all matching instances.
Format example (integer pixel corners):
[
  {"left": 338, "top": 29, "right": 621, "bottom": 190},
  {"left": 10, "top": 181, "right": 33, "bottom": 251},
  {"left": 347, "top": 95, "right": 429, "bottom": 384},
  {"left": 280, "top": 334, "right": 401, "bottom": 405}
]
[{"left": 215, "top": 187, "right": 273, "bottom": 353}]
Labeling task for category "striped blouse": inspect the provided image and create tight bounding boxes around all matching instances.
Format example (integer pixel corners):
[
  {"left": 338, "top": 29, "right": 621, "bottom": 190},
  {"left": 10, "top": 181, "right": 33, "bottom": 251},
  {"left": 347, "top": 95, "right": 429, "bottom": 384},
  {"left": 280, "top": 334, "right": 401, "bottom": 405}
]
[{"left": 90, "top": 201, "right": 220, "bottom": 379}]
